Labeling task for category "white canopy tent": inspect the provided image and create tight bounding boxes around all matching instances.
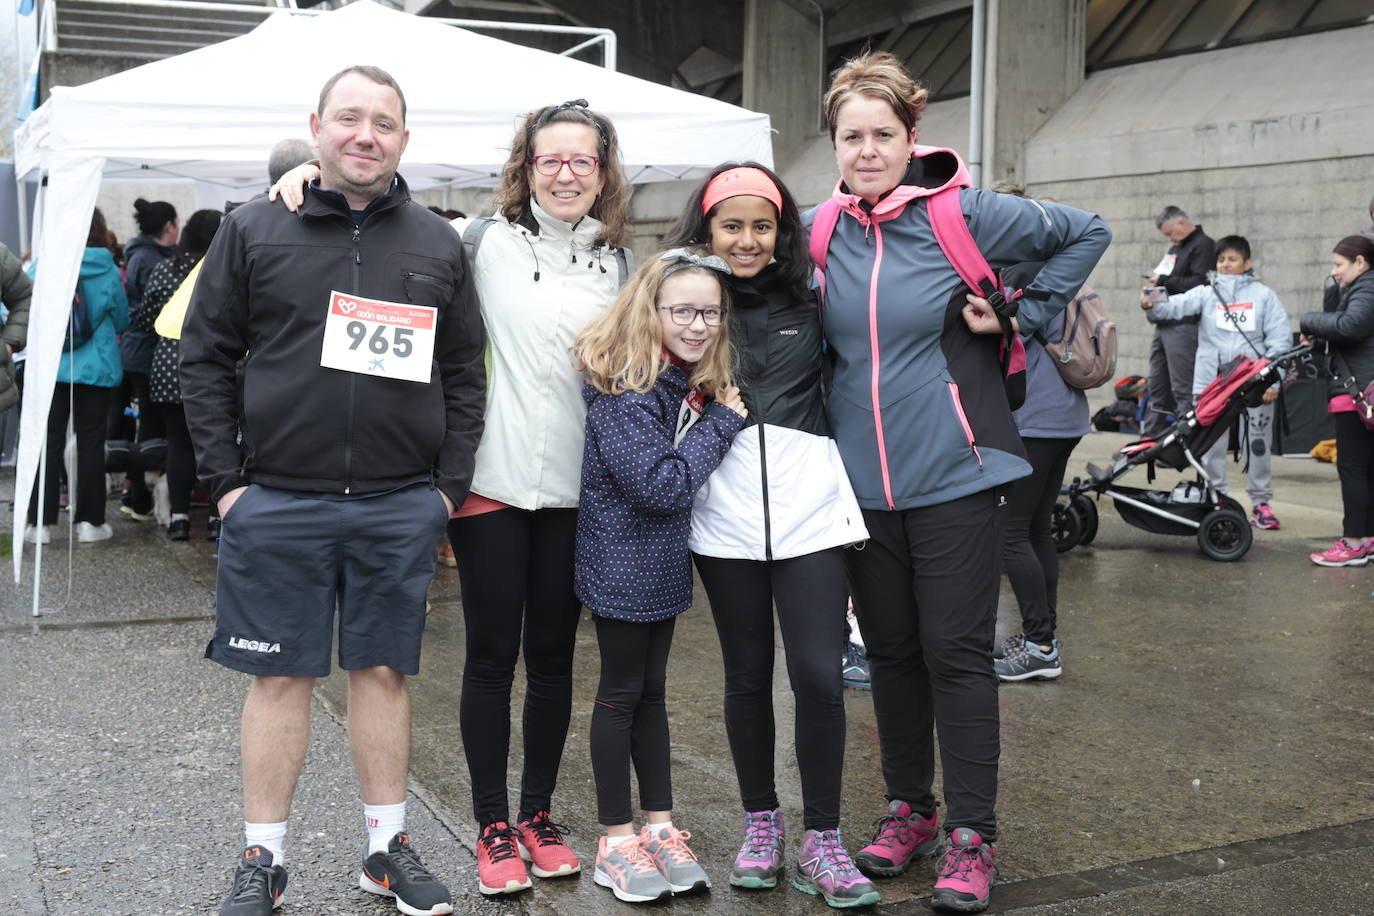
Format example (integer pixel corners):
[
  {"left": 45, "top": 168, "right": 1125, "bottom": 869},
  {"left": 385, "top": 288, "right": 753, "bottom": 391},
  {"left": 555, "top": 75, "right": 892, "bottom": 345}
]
[{"left": 11, "top": 0, "right": 774, "bottom": 583}]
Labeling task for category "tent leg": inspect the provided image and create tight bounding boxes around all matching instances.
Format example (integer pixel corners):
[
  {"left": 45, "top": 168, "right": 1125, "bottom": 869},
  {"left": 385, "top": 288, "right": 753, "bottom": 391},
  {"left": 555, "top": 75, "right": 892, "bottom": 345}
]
[{"left": 31, "top": 438, "right": 45, "bottom": 617}]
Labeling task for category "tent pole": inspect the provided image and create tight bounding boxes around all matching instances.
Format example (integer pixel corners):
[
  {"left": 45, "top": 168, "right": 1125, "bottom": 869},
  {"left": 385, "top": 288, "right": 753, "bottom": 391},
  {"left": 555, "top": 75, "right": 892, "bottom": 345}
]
[
  {"left": 15, "top": 178, "right": 30, "bottom": 254},
  {"left": 30, "top": 436, "right": 45, "bottom": 617}
]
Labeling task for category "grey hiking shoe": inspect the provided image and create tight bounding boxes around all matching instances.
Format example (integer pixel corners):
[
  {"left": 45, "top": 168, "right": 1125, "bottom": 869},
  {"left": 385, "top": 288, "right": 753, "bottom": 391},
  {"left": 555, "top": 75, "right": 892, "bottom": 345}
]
[
  {"left": 995, "top": 638, "right": 1062, "bottom": 681},
  {"left": 639, "top": 824, "right": 711, "bottom": 894},
  {"left": 992, "top": 632, "right": 1023, "bottom": 660}
]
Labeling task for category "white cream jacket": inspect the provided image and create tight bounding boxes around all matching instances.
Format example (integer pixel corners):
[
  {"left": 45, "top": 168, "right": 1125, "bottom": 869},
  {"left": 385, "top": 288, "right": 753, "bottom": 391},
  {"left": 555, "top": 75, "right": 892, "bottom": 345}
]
[{"left": 455, "top": 202, "right": 626, "bottom": 509}]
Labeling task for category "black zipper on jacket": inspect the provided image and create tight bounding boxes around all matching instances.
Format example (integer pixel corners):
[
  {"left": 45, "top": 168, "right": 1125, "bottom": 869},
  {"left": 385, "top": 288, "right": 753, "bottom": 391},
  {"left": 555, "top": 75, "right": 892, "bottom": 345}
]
[
  {"left": 757, "top": 421, "right": 773, "bottom": 561},
  {"left": 344, "top": 225, "right": 361, "bottom": 494}
]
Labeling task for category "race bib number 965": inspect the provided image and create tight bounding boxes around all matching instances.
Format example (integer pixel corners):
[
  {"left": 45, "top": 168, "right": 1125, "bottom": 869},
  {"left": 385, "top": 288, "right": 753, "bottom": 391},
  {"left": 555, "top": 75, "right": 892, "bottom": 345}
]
[{"left": 320, "top": 290, "right": 436, "bottom": 383}]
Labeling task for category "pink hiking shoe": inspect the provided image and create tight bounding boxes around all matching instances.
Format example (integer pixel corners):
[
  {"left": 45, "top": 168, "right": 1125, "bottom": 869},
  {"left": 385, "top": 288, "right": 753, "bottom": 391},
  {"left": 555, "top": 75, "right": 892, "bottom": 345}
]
[
  {"left": 931, "top": 827, "right": 997, "bottom": 913},
  {"left": 1250, "top": 503, "right": 1280, "bottom": 530},
  {"left": 1309, "top": 538, "right": 1372, "bottom": 567},
  {"left": 853, "top": 800, "right": 940, "bottom": 877}
]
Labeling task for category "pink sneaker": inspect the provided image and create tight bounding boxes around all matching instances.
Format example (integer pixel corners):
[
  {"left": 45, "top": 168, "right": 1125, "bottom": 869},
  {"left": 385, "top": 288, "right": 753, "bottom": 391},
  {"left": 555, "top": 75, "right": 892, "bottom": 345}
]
[
  {"left": 931, "top": 827, "right": 997, "bottom": 912},
  {"left": 1309, "top": 538, "right": 1372, "bottom": 567},
  {"left": 1250, "top": 503, "right": 1280, "bottom": 530},
  {"left": 853, "top": 800, "right": 940, "bottom": 877}
]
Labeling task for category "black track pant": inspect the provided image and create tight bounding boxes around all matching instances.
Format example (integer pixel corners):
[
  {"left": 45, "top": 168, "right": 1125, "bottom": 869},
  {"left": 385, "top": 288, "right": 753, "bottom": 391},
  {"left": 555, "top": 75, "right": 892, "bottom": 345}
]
[
  {"left": 448, "top": 507, "right": 581, "bottom": 824},
  {"left": 107, "top": 371, "right": 165, "bottom": 509},
  {"left": 1334, "top": 412, "right": 1374, "bottom": 539},
  {"left": 694, "top": 549, "right": 847, "bottom": 830},
  {"left": 158, "top": 401, "right": 198, "bottom": 516},
  {"left": 590, "top": 615, "right": 676, "bottom": 826},
  {"left": 29, "top": 383, "right": 110, "bottom": 526},
  {"left": 846, "top": 487, "right": 1008, "bottom": 842},
  {"left": 1002, "top": 437, "right": 1080, "bottom": 646}
]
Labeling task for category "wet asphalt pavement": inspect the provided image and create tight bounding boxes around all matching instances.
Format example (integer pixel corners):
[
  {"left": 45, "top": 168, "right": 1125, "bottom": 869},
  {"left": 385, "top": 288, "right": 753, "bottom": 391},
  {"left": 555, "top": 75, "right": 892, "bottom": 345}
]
[{"left": 2, "top": 430, "right": 1372, "bottom": 914}]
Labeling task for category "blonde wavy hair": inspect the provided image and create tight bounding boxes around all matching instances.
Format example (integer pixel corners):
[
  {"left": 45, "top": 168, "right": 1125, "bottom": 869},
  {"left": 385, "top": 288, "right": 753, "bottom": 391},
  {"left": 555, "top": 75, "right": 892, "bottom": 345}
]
[
  {"left": 492, "top": 102, "right": 632, "bottom": 249},
  {"left": 823, "top": 50, "right": 929, "bottom": 142},
  {"left": 574, "top": 255, "right": 734, "bottom": 397}
]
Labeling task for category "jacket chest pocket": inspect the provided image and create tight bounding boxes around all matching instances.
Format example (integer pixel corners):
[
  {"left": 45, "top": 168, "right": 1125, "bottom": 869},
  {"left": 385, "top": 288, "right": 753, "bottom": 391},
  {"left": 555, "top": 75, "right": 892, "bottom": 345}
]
[{"left": 400, "top": 270, "right": 453, "bottom": 306}]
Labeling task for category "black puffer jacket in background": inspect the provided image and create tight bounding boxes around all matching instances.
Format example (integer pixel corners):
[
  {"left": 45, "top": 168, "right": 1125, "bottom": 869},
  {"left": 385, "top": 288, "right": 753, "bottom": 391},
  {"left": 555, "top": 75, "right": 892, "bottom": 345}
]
[{"left": 1302, "top": 270, "right": 1374, "bottom": 395}]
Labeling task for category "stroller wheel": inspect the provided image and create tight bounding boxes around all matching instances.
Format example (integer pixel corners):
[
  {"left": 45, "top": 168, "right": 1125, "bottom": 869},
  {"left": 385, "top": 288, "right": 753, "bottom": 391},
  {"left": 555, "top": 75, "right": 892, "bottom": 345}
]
[
  {"left": 1072, "top": 494, "right": 1099, "bottom": 546},
  {"left": 1052, "top": 500, "right": 1084, "bottom": 553},
  {"left": 1197, "top": 508, "right": 1253, "bottom": 561}
]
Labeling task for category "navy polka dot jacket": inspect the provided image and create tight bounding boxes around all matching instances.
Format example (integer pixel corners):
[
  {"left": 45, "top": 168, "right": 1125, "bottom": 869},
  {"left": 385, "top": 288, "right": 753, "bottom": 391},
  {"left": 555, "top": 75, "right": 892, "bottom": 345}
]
[{"left": 575, "top": 363, "right": 746, "bottom": 622}]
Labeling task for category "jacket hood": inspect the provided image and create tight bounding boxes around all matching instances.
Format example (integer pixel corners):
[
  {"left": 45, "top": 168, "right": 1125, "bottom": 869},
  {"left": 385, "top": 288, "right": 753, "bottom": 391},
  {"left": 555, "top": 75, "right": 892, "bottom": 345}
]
[
  {"left": 1213, "top": 270, "right": 1256, "bottom": 299},
  {"left": 124, "top": 233, "right": 175, "bottom": 259},
  {"left": 80, "top": 246, "right": 118, "bottom": 278},
  {"left": 829, "top": 145, "right": 969, "bottom": 223},
  {"left": 727, "top": 263, "right": 786, "bottom": 310}
]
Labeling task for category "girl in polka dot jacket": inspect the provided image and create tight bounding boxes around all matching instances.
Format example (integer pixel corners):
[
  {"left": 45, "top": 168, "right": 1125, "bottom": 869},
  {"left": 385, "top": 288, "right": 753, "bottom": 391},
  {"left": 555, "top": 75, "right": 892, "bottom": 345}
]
[{"left": 572, "top": 249, "right": 747, "bottom": 902}]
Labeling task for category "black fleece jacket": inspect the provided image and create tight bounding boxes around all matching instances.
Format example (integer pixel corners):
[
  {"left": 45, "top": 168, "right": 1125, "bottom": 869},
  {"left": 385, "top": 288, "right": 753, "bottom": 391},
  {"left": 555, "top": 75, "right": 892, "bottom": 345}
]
[{"left": 179, "top": 175, "right": 486, "bottom": 505}]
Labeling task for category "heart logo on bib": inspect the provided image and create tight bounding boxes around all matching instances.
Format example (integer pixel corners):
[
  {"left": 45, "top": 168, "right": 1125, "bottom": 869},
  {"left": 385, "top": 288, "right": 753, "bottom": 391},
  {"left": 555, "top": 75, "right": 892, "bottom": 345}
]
[{"left": 338, "top": 300, "right": 358, "bottom": 315}]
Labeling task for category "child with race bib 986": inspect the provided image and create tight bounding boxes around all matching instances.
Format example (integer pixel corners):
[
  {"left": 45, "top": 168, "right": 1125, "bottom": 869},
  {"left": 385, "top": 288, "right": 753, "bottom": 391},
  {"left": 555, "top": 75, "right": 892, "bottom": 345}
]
[
  {"left": 573, "top": 249, "right": 748, "bottom": 904},
  {"left": 1140, "top": 235, "right": 1291, "bottom": 529}
]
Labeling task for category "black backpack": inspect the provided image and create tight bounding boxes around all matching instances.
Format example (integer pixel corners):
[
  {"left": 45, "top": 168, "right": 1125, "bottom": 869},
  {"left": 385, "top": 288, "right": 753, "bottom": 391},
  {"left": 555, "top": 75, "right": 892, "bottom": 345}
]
[{"left": 63, "top": 279, "right": 98, "bottom": 353}]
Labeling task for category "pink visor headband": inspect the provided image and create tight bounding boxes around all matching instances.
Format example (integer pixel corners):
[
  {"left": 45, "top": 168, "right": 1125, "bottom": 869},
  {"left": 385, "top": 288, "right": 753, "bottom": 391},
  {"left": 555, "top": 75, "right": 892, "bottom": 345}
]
[{"left": 701, "top": 167, "right": 784, "bottom": 216}]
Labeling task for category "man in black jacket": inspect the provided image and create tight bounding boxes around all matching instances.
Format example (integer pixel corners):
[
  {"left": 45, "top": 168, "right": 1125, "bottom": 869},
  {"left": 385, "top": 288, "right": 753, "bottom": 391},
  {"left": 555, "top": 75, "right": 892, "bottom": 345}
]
[
  {"left": 182, "top": 65, "right": 484, "bottom": 916},
  {"left": 1142, "top": 205, "right": 1215, "bottom": 436}
]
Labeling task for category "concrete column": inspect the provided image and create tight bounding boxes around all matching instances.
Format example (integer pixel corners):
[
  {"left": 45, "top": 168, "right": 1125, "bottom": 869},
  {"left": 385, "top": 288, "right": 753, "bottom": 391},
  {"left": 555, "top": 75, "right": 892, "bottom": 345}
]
[
  {"left": 987, "top": 0, "right": 1085, "bottom": 184},
  {"left": 743, "top": 0, "right": 822, "bottom": 170}
]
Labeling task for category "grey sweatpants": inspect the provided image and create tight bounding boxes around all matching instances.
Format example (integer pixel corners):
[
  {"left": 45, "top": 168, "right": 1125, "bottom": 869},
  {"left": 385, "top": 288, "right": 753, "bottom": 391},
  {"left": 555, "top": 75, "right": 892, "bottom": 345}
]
[
  {"left": 1143, "top": 323, "right": 1199, "bottom": 437},
  {"left": 1202, "top": 401, "right": 1275, "bottom": 504}
]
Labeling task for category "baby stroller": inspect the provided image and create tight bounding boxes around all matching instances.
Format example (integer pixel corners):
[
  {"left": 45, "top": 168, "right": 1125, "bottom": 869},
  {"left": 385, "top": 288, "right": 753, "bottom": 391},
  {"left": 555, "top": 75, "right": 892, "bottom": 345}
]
[{"left": 1056, "top": 346, "right": 1308, "bottom": 561}]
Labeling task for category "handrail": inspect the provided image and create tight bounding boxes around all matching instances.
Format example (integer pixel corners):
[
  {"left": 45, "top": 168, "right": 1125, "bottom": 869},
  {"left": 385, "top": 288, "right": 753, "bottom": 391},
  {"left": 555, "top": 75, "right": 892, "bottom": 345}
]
[{"left": 38, "top": 0, "right": 617, "bottom": 69}]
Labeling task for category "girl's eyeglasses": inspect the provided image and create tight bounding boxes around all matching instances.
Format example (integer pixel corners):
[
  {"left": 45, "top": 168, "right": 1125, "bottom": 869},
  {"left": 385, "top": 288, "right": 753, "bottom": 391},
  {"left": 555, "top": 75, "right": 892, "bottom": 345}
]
[
  {"left": 531, "top": 155, "right": 600, "bottom": 177},
  {"left": 658, "top": 306, "right": 726, "bottom": 327}
]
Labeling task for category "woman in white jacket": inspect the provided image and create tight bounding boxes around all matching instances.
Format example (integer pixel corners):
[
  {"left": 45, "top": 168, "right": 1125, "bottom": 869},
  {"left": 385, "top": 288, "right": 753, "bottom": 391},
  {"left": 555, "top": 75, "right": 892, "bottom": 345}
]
[{"left": 450, "top": 101, "right": 632, "bottom": 894}]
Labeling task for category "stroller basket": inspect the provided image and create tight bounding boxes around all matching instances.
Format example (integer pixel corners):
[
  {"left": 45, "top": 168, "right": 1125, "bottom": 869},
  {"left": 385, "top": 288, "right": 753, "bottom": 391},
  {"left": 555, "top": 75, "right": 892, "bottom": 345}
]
[{"left": 1108, "top": 485, "right": 1212, "bottom": 536}]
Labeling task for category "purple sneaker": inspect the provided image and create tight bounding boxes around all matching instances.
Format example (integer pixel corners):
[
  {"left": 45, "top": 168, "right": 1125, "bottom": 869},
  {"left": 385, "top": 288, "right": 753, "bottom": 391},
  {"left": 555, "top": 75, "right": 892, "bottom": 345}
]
[
  {"left": 792, "top": 829, "right": 880, "bottom": 908},
  {"left": 854, "top": 800, "right": 940, "bottom": 877},
  {"left": 931, "top": 828, "right": 997, "bottom": 913},
  {"left": 729, "top": 809, "right": 784, "bottom": 888}
]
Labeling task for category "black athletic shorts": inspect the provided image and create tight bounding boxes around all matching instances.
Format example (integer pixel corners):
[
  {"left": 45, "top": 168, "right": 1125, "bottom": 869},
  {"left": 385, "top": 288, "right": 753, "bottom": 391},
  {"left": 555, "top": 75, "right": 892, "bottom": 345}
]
[{"left": 204, "top": 482, "right": 448, "bottom": 677}]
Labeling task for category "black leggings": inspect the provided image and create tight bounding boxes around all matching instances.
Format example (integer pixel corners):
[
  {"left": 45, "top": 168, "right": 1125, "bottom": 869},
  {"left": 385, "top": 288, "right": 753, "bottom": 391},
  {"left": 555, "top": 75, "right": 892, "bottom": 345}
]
[
  {"left": 846, "top": 488, "right": 1007, "bottom": 842},
  {"left": 693, "top": 550, "right": 847, "bottom": 830},
  {"left": 29, "top": 383, "right": 110, "bottom": 526},
  {"left": 1002, "top": 437, "right": 1079, "bottom": 645},
  {"left": 159, "top": 401, "right": 198, "bottom": 516},
  {"left": 590, "top": 615, "right": 676, "bottom": 826},
  {"left": 1334, "top": 412, "right": 1374, "bottom": 539},
  {"left": 448, "top": 507, "right": 581, "bottom": 824}
]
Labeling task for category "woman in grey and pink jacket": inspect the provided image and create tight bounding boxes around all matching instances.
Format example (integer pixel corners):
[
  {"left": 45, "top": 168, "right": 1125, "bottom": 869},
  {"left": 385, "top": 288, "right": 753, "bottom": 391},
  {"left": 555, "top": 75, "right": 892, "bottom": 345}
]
[{"left": 810, "top": 52, "right": 1110, "bottom": 913}]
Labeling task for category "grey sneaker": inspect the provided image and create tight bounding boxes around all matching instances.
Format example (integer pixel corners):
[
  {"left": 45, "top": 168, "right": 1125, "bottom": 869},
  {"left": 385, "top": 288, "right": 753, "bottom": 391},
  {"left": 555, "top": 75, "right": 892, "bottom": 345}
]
[
  {"left": 593, "top": 835, "right": 672, "bottom": 904},
  {"left": 639, "top": 824, "right": 711, "bottom": 894},
  {"left": 992, "top": 632, "right": 1023, "bottom": 660},
  {"left": 995, "top": 638, "right": 1062, "bottom": 681}
]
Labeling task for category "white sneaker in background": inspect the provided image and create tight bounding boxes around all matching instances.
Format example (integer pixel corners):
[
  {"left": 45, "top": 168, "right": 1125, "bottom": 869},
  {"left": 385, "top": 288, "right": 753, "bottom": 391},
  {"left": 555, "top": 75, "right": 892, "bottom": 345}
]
[
  {"left": 78, "top": 522, "right": 113, "bottom": 543},
  {"left": 24, "top": 525, "right": 51, "bottom": 544}
]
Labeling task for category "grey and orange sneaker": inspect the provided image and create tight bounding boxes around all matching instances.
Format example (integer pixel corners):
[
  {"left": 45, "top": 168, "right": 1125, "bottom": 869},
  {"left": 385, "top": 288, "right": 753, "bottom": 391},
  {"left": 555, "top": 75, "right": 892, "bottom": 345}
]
[
  {"left": 593, "top": 835, "right": 673, "bottom": 904},
  {"left": 359, "top": 832, "right": 453, "bottom": 915},
  {"left": 219, "top": 846, "right": 287, "bottom": 915},
  {"left": 854, "top": 800, "right": 940, "bottom": 877},
  {"left": 931, "top": 828, "right": 997, "bottom": 912},
  {"left": 639, "top": 823, "right": 711, "bottom": 894},
  {"left": 729, "top": 808, "right": 784, "bottom": 888},
  {"left": 793, "top": 828, "right": 880, "bottom": 908}
]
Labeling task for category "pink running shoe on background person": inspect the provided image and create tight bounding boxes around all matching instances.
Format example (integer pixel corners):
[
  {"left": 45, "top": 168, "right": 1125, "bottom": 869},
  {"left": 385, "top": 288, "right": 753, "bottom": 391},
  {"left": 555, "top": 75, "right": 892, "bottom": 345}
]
[
  {"left": 931, "top": 827, "right": 997, "bottom": 912},
  {"left": 729, "top": 809, "right": 784, "bottom": 888},
  {"left": 1309, "top": 537, "right": 1373, "bottom": 567},
  {"left": 854, "top": 800, "right": 940, "bottom": 877},
  {"left": 475, "top": 822, "right": 531, "bottom": 896},
  {"left": 514, "top": 810, "right": 580, "bottom": 878},
  {"left": 1251, "top": 503, "right": 1280, "bottom": 530}
]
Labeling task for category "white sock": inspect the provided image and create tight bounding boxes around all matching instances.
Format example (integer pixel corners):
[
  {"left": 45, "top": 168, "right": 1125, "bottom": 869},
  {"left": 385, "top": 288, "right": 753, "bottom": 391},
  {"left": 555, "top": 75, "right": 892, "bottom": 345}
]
[
  {"left": 646, "top": 819, "right": 674, "bottom": 836},
  {"left": 608, "top": 833, "right": 639, "bottom": 850},
  {"left": 244, "top": 820, "right": 288, "bottom": 866},
  {"left": 848, "top": 615, "right": 865, "bottom": 649},
  {"left": 364, "top": 801, "right": 406, "bottom": 856}
]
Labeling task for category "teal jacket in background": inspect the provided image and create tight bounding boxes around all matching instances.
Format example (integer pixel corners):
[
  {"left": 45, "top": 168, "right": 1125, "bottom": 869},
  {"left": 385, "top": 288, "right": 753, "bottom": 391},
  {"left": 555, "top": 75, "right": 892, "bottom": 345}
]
[{"left": 56, "top": 247, "right": 130, "bottom": 388}]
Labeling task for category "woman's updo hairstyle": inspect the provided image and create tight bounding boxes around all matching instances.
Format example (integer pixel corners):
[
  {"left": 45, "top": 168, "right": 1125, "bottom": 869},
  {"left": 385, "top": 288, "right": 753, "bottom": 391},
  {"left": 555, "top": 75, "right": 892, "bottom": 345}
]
[
  {"left": 1333, "top": 234, "right": 1374, "bottom": 268},
  {"left": 823, "top": 50, "right": 928, "bottom": 143},
  {"left": 133, "top": 198, "right": 177, "bottom": 236}
]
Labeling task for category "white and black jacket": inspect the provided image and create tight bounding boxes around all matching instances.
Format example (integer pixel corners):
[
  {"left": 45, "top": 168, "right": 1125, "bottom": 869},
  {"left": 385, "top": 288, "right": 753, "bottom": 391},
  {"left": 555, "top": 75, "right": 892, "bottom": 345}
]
[{"left": 689, "top": 266, "right": 867, "bottom": 560}]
